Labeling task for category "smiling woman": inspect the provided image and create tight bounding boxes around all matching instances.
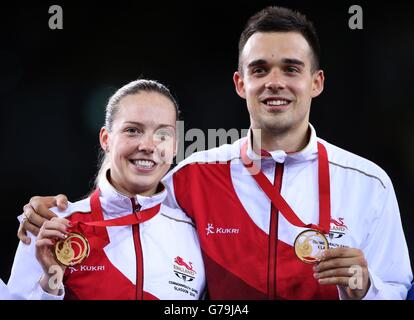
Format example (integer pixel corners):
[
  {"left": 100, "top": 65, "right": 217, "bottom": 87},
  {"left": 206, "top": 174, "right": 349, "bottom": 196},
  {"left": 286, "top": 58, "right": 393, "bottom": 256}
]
[
  {"left": 7, "top": 79, "right": 206, "bottom": 300},
  {"left": 98, "top": 82, "right": 179, "bottom": 197}
]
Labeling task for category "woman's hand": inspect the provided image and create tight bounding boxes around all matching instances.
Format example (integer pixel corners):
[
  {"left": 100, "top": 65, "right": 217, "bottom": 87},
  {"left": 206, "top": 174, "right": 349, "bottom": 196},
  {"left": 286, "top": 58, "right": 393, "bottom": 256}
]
[{"left": 35, "top": 217, "right": 71, "bottom": 295}]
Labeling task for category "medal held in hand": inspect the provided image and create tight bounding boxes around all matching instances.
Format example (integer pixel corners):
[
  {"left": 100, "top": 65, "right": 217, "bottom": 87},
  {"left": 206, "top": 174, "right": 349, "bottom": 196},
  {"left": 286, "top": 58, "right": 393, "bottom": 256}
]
[
  {"left": 54, "top": 232, "right": 90, "bottom": 267},
  {"left": 294, "top": 229, "right": 329, "bottom": 264}
]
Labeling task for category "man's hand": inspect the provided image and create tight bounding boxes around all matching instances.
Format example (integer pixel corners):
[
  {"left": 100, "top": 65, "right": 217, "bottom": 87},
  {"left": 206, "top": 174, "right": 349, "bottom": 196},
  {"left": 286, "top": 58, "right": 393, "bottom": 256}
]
[
  {"left": 313, "top": 247, "right": 370, "bottom": 300},
  {"left": 18, "top": 194, "right": 69, "bottom": 244}
]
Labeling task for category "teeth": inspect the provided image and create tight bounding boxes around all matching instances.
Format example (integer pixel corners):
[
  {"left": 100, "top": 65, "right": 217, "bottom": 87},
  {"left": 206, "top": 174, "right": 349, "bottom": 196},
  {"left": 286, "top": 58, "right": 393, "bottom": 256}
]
[
  {"left": 266, "top": 100, "right": 289, "bottom": 106},
  {"left": 132, "top": 160, "right": 155, "bottom": 169}
]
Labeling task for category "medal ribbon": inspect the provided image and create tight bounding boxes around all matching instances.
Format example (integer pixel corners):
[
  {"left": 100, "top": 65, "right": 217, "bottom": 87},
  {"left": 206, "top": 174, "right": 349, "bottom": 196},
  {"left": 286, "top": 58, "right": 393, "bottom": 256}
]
[
  {"left": 241, "top": 140, "right": 331, "bottom": 234},
  {"left": 88, "top": 188, "right": 161, "bottom": 226},
  {"left": 71, "top": 189, "right": 161, "bottom": 249}
]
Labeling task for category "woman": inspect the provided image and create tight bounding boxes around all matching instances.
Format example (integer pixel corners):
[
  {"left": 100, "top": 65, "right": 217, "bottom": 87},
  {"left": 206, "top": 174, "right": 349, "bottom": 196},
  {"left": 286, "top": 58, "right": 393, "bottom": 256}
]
[
  {"left": 7, "top": 79, "right": 206, "bottom": 300},
  {"left": 1, "top": 279, "right": 12, "bottom": 299}
]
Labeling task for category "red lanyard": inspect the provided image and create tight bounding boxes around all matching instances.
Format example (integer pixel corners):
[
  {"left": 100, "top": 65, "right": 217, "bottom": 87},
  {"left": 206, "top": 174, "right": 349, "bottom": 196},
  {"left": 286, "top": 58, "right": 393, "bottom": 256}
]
[
  {"left": 240, "top": 140, "right": 331, "bottom": 234},
  {"left": 88, "top": 189, "right": 161, "bottom": 226},
  {"left": 71, "top": 189, "right": 161, "bottom": 249}
]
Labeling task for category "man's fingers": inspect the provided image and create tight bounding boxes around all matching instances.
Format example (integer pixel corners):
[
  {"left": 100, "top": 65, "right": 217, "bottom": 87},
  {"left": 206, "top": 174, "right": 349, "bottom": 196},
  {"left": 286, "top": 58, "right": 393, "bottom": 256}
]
[
  {"left": 55, "top": 194, "right": 69, "bottom": 211},
  {"left": 316, "top": 248, "right": 370, "bottom": 298},
  {"left": 17, "top": 222, "right": 31, "bottom": 245},
  {"left": 314, "top": 267, "right": 352, "bottom": 280},
  {"left": 318, "top": 276, "right": 351, "bottom": 287},
  {"left": 320, "top": 247, "right": 362, "bottom": 260},
  {"left": 315, "top": 265, "right": 369, "bottom": 293},
  {"left": 24, "top": 206, "right": 49, "bottom": 229},
  {"left": 23, "top": 219, "right": 41, "bottom": 237},
  {"left": 30, "top": 197, "right": 59, "bottom": 219},
  {"left": 29, "top": 196, "right": 57, "bottom": 209},
  {"left": 314, "top": 257, "right": 363, "bottom": 272}
]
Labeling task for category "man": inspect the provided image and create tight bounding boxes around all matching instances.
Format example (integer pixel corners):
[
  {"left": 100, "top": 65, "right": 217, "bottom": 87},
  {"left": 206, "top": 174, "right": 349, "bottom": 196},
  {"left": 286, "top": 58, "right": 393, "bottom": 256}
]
[{"left": 15, "top": 6, "right": 412, "bottom": 299}]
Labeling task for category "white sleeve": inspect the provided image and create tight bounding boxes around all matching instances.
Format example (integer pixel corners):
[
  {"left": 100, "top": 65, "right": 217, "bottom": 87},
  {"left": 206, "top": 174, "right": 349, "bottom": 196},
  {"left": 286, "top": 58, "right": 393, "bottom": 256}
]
[
  {"left": 0, "top": 278, "right": 14, "bottom": 300},
  {"left": 8, "top": 202, "right": 85, "bottom": 300},
  {"left": 340, "top": 177, "right": 413, "bottom": 300},
  {"left": 161, "top": 169, "right": 182, "bottom": 210},
  {"left": 7, "top": 233, "right": 64, "bottom": 300},
  {"left": 28, "top": 282, "right": 65, "bottom": 300}
]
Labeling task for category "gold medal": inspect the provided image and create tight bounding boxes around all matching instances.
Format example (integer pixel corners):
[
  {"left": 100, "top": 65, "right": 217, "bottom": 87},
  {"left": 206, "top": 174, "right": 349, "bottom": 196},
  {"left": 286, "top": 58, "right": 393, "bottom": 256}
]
[
  {"left": 294, "top": 229, "right": 329, "bottom": 264},
  {"left": 54, "top": 232, "right": 90, "bottom": 267}
]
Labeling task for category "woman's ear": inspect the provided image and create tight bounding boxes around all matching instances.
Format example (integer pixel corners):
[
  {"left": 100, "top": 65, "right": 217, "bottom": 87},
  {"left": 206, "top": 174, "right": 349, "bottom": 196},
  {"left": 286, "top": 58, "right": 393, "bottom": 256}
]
[{"left": 99, "top": 127, "right": 110, "bottom": 152}]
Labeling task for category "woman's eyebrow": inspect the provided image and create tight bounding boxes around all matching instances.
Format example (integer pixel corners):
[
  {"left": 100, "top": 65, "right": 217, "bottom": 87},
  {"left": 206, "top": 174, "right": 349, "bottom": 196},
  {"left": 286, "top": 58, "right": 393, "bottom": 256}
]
[
  {"left": 124, "top": 121, "right": 175, "bottom": 129},
  {"left": 124, "top": 121, "right": 142, "bottom": 126}
]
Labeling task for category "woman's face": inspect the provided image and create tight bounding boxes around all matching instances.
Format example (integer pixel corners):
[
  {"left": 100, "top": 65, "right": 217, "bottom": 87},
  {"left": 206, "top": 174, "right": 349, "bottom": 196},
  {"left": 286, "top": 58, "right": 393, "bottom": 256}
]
[{"left": 100, "top": 91, "right": 177, "bottom": 197}]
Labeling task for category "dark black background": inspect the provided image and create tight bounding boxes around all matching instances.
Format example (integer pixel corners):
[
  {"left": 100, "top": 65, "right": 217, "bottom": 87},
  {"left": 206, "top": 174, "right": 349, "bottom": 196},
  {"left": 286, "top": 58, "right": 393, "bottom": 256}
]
[{"left": 1, "top": 0, "right": 413, "bottom": 283}]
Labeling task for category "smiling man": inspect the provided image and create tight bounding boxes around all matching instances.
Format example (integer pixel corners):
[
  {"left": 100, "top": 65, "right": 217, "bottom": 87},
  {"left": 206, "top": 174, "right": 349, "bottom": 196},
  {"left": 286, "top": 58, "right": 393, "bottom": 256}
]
[
  {"left": 165, "top": 6, "right": 413, "bottom": 299},
  {"left": 16, "top": 6, "right": 412, "bottom": 299},
  {"left": 234, "top": 31, "right": 323, "bottom": 153}
]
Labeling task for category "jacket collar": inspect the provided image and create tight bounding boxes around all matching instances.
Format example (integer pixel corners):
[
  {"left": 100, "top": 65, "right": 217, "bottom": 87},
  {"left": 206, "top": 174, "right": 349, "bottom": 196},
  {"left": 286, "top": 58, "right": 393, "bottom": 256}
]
[
  {"left": 244, "top": 123, "right": 318, "bottom": 164},
  {"left": 98, "top": 170, "right": 166, "bottom": 217}
]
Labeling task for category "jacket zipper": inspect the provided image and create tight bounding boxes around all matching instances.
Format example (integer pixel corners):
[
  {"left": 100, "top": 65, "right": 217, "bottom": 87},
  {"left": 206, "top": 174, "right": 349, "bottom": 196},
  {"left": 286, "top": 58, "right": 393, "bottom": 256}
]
[
  {"left": 131, "top": 198, "right": 144, "bottom": 300},
  {"left": 268, "top": 163, "right": 283, "bottom": 299}
]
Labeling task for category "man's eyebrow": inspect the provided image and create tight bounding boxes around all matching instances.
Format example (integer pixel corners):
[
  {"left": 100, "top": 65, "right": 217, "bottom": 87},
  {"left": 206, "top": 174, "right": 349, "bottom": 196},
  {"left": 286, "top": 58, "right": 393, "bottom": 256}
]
[
  {"left": 281, "top": 58, "right": 305, "bottom": 67},
  {"left": 246, "top": 58, "right": 306, "bottom": 69},
  {"left": 246, "top": 59, "right": 268, "bottom": 69}
]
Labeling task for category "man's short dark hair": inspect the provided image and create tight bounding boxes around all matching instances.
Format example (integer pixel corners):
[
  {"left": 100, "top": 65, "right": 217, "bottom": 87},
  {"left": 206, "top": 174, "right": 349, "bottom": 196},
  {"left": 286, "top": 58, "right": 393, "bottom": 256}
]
[{"left": 238, "top": 6, "right": 321, "bottom": 72}]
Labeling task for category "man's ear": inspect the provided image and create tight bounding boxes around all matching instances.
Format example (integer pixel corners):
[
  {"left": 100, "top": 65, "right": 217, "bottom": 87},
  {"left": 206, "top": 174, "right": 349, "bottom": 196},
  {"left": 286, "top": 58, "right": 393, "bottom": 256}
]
[
  {"left": 311, "top": 69, "right": 325, "bottom": 98},
  {"left": 233, "top": 71, "right": 247, "bottom": 99},
  {"left": 99, "top": 127, "right": 110, "bottom": 152}
]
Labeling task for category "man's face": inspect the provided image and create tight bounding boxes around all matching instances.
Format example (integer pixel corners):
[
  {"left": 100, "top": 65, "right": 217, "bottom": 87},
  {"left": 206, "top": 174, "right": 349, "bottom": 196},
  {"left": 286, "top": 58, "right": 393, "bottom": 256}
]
[{"left": 234, "top": 31, "right": 324, "bottom": 137}]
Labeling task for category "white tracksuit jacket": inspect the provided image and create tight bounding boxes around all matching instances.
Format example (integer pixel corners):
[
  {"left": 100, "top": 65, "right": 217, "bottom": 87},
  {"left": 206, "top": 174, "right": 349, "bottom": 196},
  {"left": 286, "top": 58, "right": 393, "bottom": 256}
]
[{"left": 162, "top": 124, "right": 413, "bottom": 299}]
